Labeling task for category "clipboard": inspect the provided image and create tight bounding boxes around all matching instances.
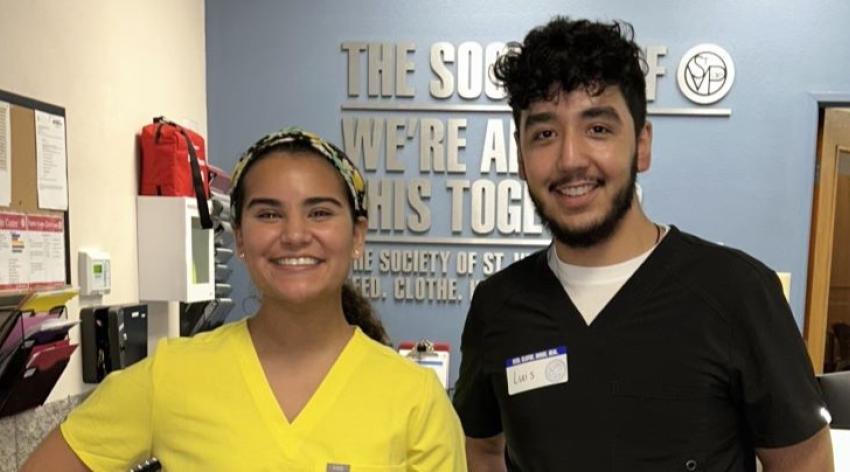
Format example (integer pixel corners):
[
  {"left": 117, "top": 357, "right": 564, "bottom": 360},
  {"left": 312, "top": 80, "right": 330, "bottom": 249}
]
[{"left": 398, "top": 340, "right": 450, "bottom": 389}]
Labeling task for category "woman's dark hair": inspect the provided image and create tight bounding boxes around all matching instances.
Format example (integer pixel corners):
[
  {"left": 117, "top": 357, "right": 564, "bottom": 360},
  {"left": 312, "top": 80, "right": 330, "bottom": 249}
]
[
  {"left": 493, "top": 17, "right": 648, "bottom": 136},
  {"left": 342, "top": 281, "right": 389, "bottom": 345},
  {"left": 231, "top": 141, "right": 362, "bottom": 229},
  {"left": 231, "top": 142, "right": 390, "bottom": 345}
]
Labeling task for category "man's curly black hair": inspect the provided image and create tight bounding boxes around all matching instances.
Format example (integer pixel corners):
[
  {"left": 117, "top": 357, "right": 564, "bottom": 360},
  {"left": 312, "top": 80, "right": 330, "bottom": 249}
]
[{"left": 494, "top": 17, "right": 647, "bottom": 137}]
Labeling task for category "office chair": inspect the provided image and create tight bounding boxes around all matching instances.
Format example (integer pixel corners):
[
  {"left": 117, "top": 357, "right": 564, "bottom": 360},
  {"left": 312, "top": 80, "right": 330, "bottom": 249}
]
[
  {"left": 834, "top": 322, "right": 850, "bottom": 371},
  {"left": 818, "top": 370, "right": 850, "bottom": 429}
]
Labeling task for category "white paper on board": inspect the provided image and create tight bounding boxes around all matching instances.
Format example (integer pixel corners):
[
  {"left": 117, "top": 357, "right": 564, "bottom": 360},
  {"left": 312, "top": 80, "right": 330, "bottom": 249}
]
[
  {"left": 34, "top": 110, "right": 68, "bottom": 210},
  {"left": 0, "top": 101, "right": 11, "bottom": 207}
]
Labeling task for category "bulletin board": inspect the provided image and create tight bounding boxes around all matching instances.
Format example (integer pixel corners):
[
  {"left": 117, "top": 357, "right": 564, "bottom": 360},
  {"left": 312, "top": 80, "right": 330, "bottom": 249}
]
[{"left": 0, "top": 89, "right": 71, "bottom": 293}]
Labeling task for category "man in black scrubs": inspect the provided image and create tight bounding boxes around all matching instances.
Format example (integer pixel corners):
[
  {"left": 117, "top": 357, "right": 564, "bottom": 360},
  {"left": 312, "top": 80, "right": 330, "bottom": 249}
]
[{"left": 453, "top": 16, "right": 834, "bottom": 472}]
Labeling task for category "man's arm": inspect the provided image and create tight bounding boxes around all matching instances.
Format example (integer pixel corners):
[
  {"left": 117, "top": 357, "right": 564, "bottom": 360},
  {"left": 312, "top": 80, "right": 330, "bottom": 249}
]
[
  {"left": 466, "top": 433, "right": 507, "bottom": 472},
  {"left": 21, "top": 427, "right": 89, "bottom": 472},
  {"left": 756, "top": 425, "right": 834, "bottom": 472}
]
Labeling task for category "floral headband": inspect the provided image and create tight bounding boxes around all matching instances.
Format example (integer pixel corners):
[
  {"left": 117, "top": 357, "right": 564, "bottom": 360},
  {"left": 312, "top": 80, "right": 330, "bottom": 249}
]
[{"left": 230, "top": 127, "right": 367, "bottom": 218}]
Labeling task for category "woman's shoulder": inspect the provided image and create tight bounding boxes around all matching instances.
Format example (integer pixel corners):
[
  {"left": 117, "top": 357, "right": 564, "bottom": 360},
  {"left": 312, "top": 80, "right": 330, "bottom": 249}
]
[
  {"left": 154, "top": 318, "right": 248, "bottom": 362},
  {"left": 354, "top": 330, "right": 442, "bottom": 388}
]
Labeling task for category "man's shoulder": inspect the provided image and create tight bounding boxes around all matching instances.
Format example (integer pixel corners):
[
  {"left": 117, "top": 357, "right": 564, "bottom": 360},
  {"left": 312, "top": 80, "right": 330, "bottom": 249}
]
[
  {"left": 667, "top": 228, "right": 784, "bottom": 318},
  {"left": 474, "top": 248, "right": 548, "bottom": 298},
  {"left": 671, "top": 228, "right": 775, "bottom": 282}
]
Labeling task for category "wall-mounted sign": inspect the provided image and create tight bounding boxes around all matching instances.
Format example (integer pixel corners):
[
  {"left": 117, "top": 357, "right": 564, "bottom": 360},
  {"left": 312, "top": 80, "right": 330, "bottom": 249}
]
[
  {"left": 339, "top": 39, "right": 736, "bottom": 305},
  {"left": 0, "top": 212, "right": 66, "bottom": 293},
  {"left": 677, "top": 44, "right": 735, "bottom": 105}
]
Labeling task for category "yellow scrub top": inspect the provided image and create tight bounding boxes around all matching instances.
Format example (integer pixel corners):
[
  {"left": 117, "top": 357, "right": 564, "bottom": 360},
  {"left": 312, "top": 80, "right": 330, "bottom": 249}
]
[{"left": 61, "top": 320, "right": 466, "bottom": 471}]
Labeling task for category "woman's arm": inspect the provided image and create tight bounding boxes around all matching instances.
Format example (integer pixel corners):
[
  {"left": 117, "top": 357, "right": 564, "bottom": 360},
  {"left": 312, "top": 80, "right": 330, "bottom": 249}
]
[{"left": 21, "top": 427, "right": 90, "bottom": 472}]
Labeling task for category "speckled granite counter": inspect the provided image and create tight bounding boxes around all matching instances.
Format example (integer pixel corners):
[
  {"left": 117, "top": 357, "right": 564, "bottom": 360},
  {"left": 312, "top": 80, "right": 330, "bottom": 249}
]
[{"left": 0, "top": 394, "right": 87, "bottom": 471}]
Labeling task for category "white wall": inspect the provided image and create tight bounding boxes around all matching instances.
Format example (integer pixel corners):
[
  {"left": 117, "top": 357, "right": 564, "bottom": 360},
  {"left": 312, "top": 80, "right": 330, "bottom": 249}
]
[{"left": 0, "top": 0, "right": 208, "bottom": 401}]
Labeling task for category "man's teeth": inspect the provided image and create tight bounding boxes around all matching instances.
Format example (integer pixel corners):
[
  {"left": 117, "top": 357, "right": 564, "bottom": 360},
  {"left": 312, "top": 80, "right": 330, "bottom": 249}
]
[
  {"left": 273, "top": 257, "right": 319, "bottom": 266},
  {"left": 556, "top": 183, "right": 595, "bottom": 197}
]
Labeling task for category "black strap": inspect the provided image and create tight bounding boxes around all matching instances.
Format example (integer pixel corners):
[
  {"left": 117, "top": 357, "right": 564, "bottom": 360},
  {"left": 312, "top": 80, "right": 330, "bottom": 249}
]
[
  {"left": 152, "top": 117, "right": 212, "bottom": 229},
  {"left": 178, "top": 128, "right": 213, "bottom": 229}
]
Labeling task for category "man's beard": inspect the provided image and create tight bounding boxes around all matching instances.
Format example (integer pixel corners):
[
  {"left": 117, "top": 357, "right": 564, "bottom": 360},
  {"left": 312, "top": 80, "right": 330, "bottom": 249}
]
[{"left": 528, "top": 156, "right": 637, "bottom": 248}]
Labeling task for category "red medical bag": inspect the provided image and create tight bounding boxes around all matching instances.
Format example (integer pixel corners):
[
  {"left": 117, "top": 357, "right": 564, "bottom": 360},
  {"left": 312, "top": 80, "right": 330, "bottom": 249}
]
[{"left": 139, "top": 117, "right": 212, "bottom": 228}]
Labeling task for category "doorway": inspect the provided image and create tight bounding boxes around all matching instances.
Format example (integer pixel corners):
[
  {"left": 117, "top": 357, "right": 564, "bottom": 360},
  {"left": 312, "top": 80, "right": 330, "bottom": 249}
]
[{"left": 805, "top": 107, "right": 850, "bottom": 373}]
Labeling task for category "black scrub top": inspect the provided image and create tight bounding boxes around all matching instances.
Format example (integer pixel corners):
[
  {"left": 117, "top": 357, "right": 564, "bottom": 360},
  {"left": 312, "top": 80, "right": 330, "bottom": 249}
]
[{"left": 453, "top": 226, "right": 827, "bottom": 472}]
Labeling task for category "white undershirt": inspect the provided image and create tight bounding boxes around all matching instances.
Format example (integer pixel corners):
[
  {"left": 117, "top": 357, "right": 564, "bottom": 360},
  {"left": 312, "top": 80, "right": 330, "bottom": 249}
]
[{"left": 547, "top": 226, "right": 667, "bottom": 326}]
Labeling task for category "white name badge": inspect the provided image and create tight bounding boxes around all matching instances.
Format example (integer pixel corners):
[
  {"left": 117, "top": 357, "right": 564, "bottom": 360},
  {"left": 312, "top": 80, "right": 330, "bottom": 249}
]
[{"left": 505, "top": 346, "right": 568, "bottom": 396}]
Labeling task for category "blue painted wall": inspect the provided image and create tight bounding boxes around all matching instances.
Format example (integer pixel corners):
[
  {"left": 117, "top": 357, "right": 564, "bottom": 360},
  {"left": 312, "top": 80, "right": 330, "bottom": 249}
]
[{"left": 206, "top": 0, "right": 850, "bottom": 385}]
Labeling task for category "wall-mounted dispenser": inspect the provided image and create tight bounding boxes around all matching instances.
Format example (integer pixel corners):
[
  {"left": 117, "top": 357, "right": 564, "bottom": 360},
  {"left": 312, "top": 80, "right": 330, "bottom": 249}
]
[
  {"left": 80, "top": 304, "right": 148, "bottom": 383},
  {"left": 78, "top": 249, "right": 111, "bottom": 296}
]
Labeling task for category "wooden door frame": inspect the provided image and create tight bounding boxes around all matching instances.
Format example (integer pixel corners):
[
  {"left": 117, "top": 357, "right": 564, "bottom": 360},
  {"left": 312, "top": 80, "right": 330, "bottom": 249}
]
[{"left": 805, "top": 98, "right": 850, "bottom": 373}]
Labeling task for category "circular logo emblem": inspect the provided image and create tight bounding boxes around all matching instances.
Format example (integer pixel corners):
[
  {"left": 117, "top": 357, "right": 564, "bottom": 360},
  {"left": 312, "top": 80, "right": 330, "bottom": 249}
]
[
  {"left": 545, "top": 359, "right": 567, "bottom": 382},
  {"left": 677, "top": 44, "right": 735, "bottom": 105}
]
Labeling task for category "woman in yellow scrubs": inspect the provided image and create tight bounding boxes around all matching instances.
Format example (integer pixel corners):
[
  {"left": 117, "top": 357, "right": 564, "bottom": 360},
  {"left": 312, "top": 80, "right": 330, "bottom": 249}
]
[{"left": 24, "top": 128, "right": 467, "bottom": 471}]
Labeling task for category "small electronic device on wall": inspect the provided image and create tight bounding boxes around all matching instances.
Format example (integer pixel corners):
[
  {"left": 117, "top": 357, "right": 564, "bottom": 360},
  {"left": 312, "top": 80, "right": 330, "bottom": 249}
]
[{"left": 78, "top": 249, "right": 111, "bottom": 296}]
